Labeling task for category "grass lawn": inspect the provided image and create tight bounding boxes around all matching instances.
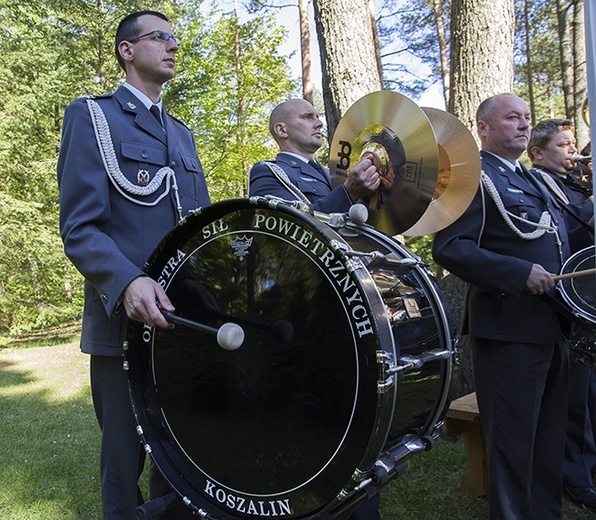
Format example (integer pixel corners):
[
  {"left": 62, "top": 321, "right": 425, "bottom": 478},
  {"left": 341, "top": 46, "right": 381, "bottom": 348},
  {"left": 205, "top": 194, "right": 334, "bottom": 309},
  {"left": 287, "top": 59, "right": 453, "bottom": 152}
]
[{"left": 0, "top": 340, "right": 593, "bottom": 519}]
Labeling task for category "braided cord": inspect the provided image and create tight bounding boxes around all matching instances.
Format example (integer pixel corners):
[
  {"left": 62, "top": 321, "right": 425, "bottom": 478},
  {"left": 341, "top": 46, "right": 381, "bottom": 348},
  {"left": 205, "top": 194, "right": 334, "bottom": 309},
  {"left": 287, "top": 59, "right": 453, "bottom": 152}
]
[
  {"left": 480, "top": 171, "right": 557, "bottom": 240},
  {"left": 86, "top": 99, "right": 183, "bottom": 220},
  {"left": 533, "top": 168, "right": 571, "bottom": 205},
  {"left": 263, "top": 161, "right": 312, "bottom": 204}
]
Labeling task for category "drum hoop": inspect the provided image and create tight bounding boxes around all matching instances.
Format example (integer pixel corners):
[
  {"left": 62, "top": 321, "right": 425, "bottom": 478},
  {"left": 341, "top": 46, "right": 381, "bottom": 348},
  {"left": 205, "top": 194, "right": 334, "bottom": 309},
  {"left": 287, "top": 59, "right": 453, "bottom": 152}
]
[
  {"left": 559, "top": 245, "right": 596, "bottom": 324},
  {"left": 128, "top": 197, "right": 401, "bottom": 513}
]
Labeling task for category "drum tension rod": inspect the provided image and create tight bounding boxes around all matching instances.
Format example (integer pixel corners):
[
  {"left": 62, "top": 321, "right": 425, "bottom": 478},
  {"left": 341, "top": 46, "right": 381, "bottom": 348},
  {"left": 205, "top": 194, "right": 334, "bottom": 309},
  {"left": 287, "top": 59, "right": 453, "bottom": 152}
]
[
  {"left": 391, "top": 348, "right": 452, "bottom": 373},
  {"left": 341, "top": 434, "right": 433, "bottom": 505},
  {"left": 344, "top": 250, "right": 420, "bottom": 270}
]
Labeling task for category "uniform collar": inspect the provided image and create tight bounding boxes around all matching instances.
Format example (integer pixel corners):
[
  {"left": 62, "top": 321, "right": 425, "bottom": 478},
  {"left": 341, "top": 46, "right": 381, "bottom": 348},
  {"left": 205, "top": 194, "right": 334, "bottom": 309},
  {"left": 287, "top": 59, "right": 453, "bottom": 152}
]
[{"left": 122, "top": 82, "right": 163, "bottom": 112}]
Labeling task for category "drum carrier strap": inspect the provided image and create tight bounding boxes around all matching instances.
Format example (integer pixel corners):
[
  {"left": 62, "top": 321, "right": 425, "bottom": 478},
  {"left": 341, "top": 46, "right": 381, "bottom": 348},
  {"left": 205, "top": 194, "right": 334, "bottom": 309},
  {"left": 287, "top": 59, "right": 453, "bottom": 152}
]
[{"left": 85, "top": 98, "right": 184, "bottom": 221}]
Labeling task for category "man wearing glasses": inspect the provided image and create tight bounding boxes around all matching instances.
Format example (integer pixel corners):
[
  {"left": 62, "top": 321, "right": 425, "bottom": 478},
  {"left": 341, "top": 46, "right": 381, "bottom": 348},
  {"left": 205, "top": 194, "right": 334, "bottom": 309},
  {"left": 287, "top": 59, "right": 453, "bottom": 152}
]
[{"left": 57, "top": 11, "right": 209, "bottom": 519}]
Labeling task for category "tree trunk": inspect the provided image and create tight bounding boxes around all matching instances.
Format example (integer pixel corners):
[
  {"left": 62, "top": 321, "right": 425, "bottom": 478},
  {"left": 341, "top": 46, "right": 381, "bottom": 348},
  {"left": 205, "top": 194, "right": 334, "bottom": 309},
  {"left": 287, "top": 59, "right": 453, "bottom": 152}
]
[
  {"left": 573, "top": 0, "right": 589, "bottom": 149},
  {"left": 432, "top": 0, "right": 451, "bottom": 109},
  {"left": 299, "top": 0, "right": 314, "bottom": 104},
  {"left": 312, "top": 0, "right": 382, "bottom": 138},
  {"left": 449, "top": 0, "right": 515, "bottom": 134},
  {"left": 368, "top": 0, "right": 383, "bottom": 84},
  {"left": 557, "top": 0, "right": 574, "bottom": 118},
  {"left": 524, "top": 0, "right": 536, "bottom": 126},
  {"left": 446, "top": 0, "right": 515, "bottom": 396}
]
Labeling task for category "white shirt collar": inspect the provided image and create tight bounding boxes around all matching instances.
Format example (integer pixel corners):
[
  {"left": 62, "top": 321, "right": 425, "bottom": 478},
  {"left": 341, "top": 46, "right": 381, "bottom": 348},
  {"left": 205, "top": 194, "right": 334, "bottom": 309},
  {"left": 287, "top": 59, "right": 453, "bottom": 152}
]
[
  {"left": 279, "top": 152, "right": 309, "bottom": 164},
  {"left": 483, "top": 150, "right": 520, "bottom": 172}
]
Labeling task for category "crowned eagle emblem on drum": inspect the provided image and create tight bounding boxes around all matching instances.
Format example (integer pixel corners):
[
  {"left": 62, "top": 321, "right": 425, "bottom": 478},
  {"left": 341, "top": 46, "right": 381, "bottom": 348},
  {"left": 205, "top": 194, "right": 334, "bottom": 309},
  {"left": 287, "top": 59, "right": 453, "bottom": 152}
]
[{"left": 231, "top": 235, "right": 253, "bottom": 261}]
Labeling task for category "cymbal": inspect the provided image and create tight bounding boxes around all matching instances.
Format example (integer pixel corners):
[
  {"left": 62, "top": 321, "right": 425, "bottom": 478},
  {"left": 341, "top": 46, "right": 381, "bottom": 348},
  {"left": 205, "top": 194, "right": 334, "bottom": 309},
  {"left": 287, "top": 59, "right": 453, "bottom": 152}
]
[
  {"left": 329, "top": 91, "right": 439, "bottom": 236},
  {"left": 402, "top": 107, "right": 481, "bottom": 236}
]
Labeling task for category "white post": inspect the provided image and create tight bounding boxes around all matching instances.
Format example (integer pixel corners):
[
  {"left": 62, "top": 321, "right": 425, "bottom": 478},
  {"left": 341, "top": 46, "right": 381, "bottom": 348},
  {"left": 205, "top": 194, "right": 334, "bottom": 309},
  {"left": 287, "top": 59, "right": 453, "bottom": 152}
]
[{"left": 584, "top": 2, "right": 595, "bottom": 234}]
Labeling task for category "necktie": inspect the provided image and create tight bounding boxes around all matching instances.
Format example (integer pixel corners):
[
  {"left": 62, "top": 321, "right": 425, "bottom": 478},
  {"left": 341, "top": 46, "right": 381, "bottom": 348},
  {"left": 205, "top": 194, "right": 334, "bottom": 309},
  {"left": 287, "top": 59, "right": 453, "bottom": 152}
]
[
  {"left": 309, "top": 160, "right": 327, "bottom": 177},
  {"left": 149, "top": 104, "right": 164, "bottom": 128}
]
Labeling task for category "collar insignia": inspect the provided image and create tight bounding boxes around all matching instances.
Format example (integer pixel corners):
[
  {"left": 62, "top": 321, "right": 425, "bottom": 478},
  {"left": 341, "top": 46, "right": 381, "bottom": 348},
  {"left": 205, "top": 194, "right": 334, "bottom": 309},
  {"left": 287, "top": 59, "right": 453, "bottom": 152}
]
[{"left": 127, "top": 102, "right": 137, "bottom": 110}]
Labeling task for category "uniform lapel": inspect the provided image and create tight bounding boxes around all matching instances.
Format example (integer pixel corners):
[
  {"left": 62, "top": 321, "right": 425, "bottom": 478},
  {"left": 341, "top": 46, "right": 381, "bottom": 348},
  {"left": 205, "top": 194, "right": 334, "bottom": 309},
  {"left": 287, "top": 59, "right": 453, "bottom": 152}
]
[
  {"left": 481, "top": 151, "right": 541, "bottom": 198},
  {"left": 114, "top": 87, "right": 167, "bottom": 145},
  {"left": 277, "top": 153, "right": 331, "bottom": 188},
  {"left": 163, "top": 111, "right": 180, "bottom": 157}
]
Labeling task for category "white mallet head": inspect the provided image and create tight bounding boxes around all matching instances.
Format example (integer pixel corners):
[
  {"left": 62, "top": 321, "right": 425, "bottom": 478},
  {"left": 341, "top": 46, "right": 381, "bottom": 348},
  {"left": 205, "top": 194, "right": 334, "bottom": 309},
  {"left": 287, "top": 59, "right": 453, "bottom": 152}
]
[
  {"left": 217, "top": 322, "right": 245, "bottom": 350},
  {"left": 348, "top": 203, "right": 368, "bottom": 226}
]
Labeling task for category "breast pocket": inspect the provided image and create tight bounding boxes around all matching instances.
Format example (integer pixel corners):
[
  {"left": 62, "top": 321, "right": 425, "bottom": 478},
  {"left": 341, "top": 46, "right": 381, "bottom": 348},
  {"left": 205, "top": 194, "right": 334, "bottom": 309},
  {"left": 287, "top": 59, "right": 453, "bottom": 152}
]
[
  {"left": 180, "top": 154, "right": 202, "bottom": 173},
  {"left": 176, "top": 153, "right": 206, "bottom": 203},
  {"left": 119, "top": 142, "right": 168, "bottom": 200},
  {"left": 501, "top": 191, "right": 540, "bottom": 233},
  {"left": 295, "top": 178, "right": 326, "bottom": 198},
  {"left": 121, "top": 141, "right": 167, "bottom": 167}
]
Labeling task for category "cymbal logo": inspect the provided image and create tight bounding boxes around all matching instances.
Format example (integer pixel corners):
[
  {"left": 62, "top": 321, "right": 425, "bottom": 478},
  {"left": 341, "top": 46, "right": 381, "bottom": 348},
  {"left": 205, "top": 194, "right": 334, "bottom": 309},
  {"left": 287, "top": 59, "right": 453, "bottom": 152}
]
[{"left": 336, "top": 140, "right": 352, "bottom": 172}]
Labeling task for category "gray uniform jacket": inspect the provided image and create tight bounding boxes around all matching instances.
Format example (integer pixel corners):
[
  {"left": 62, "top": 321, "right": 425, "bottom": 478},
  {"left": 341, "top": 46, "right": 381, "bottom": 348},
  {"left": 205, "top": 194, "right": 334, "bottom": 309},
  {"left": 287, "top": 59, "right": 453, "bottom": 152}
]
[
  {"left": 248, "top": 152, "right": 353, "bottom": 213},
  {"left": 58, "top": 86, "right": 210, "bottom": 356}
]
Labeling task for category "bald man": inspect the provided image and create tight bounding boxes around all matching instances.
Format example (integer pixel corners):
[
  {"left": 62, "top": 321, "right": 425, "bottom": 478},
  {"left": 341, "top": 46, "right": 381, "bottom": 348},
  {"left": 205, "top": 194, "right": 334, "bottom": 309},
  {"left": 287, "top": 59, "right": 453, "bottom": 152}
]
[{"left": 248, "top": 98, "right": 380, "bottom": 213}]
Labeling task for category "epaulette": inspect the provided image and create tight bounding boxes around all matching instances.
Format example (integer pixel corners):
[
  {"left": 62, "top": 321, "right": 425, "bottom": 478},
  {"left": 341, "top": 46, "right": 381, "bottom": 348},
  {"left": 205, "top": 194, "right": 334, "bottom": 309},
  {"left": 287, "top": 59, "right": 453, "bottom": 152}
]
[{"left": 76, "top": 93, "right": 113, "bottom": 101}]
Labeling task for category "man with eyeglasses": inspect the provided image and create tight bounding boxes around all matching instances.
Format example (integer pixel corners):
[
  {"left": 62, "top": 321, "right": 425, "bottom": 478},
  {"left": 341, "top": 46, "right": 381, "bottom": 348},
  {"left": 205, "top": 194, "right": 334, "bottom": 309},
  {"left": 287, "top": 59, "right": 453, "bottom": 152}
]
[{"left": 57, "top": 10, "right": 209, "bottom": 519}]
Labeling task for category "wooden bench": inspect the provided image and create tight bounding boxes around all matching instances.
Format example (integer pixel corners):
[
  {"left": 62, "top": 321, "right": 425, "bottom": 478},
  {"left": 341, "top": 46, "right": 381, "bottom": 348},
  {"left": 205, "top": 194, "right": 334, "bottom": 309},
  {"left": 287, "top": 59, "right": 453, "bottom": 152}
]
[{"left": 442, "top": 392, "right": 489, "bottom": 497}]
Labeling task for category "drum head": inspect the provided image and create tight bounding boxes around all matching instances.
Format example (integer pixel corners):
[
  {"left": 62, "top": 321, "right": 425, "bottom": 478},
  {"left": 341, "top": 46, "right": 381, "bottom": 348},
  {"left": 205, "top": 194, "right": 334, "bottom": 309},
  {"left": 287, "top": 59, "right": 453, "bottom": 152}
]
[
  {"left": 126, "top": 199, "right": 395, "bottom": 519},
  {"left": 559, "top": 245, "right": 596, "bottom": 323}
]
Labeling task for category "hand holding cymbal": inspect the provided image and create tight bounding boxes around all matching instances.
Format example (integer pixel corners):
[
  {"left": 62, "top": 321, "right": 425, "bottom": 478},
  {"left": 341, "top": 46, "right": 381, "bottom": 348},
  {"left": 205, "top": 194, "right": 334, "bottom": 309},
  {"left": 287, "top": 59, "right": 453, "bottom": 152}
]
[
  {"left": 342, "top": 154, "right": 382, "bottom": 202},
  {"left": 361, "top": 150, "right": 395, "bottom": 211}
]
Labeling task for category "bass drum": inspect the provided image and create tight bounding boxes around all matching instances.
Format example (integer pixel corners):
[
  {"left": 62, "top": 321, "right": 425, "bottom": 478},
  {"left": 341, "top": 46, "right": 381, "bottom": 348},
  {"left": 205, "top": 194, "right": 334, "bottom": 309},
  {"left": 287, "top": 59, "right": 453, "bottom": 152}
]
[
  {"left": 126, "top": 198, "right": 454, "bottom": 519},
  {"left": 558, "top": 245, "right": 596, "bottom": 367}
]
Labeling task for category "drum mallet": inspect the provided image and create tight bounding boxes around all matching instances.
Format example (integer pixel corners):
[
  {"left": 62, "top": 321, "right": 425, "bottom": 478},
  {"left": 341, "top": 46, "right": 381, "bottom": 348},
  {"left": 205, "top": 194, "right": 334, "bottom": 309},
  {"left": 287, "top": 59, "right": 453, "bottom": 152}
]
[
  {"left": 160, "top": 309, "right": 245, "bottom": 350},
  {"left": 552, "top": 267, "right": 596, "bottom": 282}
]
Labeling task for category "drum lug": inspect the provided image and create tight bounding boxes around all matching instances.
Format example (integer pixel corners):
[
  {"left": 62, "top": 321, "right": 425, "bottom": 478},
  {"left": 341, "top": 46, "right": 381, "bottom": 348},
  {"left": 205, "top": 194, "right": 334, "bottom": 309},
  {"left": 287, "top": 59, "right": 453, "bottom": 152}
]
[
  {"left": 331, "top": 240, "right": 366, "bottom": 272},
  {"left": 377, "top": 351, "right": 396, "bottom": 394}
]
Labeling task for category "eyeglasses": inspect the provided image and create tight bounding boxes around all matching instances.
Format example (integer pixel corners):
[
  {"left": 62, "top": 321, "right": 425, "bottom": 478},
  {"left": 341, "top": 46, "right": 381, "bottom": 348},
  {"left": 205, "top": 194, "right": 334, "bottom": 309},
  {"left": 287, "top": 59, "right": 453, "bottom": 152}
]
[{"left": 129, "top": 30, "right": 179, "bottom": 45}]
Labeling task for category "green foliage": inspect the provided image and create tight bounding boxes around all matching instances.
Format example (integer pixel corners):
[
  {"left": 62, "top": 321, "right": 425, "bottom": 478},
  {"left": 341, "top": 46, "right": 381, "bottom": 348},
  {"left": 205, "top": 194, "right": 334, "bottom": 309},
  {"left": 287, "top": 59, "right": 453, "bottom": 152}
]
[
  {"left": 404, "top": 233, "right": 436, "bottom": 272},
  {"left": 167, "top": 5, "right": 297, "bottom": 201},
  {"left": 513, "top": 0, "right": 567, "bottom": 120},
  {"left": 377, "top": 0, "right": 450, "bottom": 96}
]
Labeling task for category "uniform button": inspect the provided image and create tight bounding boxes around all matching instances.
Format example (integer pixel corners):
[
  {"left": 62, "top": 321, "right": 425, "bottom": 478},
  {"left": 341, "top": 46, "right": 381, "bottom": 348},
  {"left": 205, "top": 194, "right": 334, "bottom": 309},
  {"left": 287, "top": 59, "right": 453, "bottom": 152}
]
[
  {"left": 101, "top": 294, "right": 108, "bottom": 304},
  {"left": 170, "top": 161, "right": 177, "bottom": 168},
  {"left": 142, "top": 152, "right": 148, "bottom": 159}
]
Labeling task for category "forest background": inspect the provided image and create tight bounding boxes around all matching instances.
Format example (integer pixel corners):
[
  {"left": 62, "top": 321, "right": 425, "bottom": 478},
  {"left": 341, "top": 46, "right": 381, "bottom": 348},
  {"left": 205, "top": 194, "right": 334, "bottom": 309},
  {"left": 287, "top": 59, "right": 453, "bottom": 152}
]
[{"left": 0, "top": 0, "right": 589, "bottom": 344}]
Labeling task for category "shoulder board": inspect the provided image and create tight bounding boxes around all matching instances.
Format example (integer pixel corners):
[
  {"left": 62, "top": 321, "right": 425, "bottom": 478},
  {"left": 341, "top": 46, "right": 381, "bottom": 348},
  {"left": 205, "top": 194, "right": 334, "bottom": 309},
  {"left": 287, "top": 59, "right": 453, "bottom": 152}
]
[
  {"left": 75, "top": 93, "right": 113, "bottom": 104},
  {"left": 76, "top": 93, "right": 113, "bottom": 101}
]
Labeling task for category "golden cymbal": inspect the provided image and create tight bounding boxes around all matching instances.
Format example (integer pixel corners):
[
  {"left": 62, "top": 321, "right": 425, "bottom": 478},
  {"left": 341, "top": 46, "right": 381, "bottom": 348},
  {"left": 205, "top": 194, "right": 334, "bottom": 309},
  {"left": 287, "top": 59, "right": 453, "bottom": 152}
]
[
  {"left": 402, "top": 107, "right": 481, "bottom": 236},
  {"left": 329, "top": 91, "right": 439, "bottom": 236}
]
